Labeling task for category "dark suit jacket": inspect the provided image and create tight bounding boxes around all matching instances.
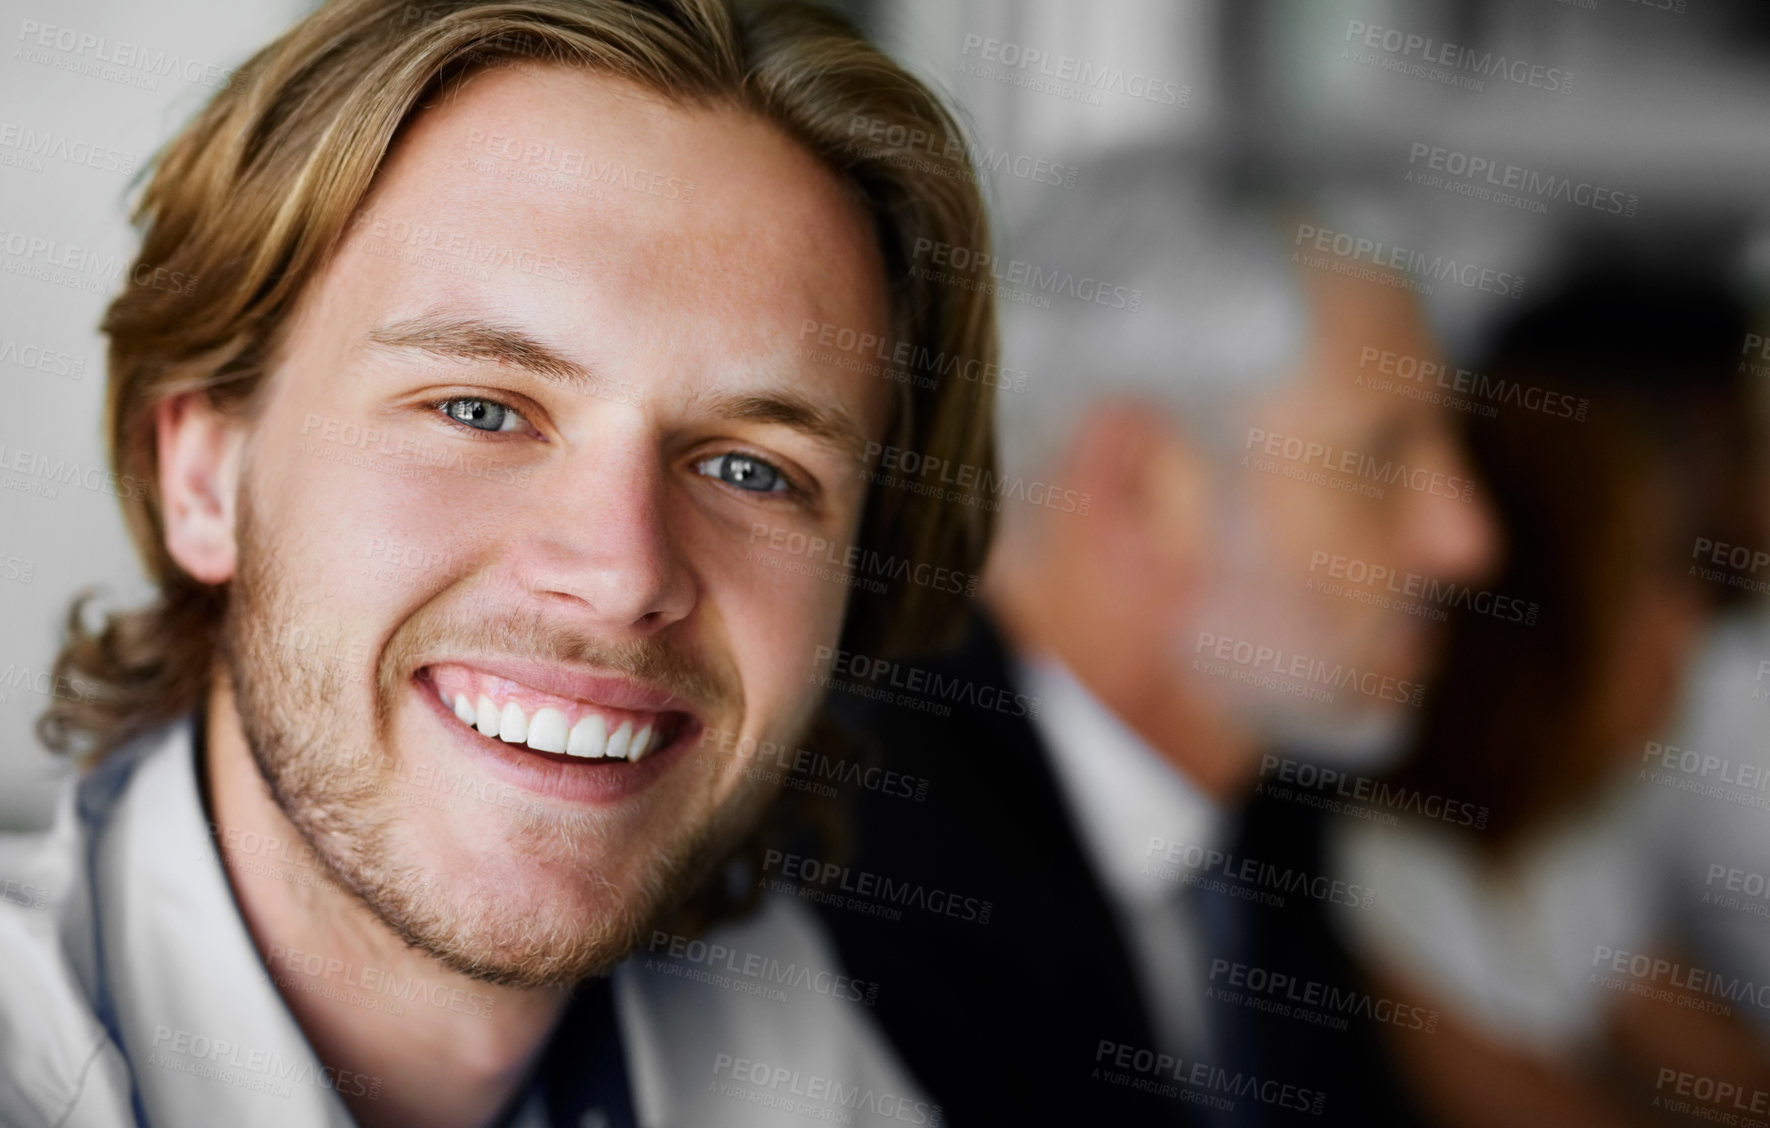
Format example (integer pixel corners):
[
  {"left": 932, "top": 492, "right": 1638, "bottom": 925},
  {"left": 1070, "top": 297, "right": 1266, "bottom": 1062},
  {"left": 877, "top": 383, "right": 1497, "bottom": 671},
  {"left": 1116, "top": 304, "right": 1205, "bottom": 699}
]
[
  {"left": 812, "top": 613, "right": 1195, "bottom": 1126},
  {"left": 1219, "top": 780, "right": 1430, "bottom": 1127}
]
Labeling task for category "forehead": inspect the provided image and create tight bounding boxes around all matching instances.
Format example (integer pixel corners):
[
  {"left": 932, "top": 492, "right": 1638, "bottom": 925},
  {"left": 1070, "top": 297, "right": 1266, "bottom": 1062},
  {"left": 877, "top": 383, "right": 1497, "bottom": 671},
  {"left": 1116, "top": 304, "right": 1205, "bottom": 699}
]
[{"left": 304, "top": 63, "right": 891, "bottom": 411}]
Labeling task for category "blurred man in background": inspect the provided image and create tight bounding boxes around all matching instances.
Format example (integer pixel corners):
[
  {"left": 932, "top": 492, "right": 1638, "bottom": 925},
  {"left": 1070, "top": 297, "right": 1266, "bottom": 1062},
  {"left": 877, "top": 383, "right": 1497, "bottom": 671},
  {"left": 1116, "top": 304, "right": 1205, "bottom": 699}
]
[{"left": 816, "top": 149, "right": 1498, "bottom": 1125}]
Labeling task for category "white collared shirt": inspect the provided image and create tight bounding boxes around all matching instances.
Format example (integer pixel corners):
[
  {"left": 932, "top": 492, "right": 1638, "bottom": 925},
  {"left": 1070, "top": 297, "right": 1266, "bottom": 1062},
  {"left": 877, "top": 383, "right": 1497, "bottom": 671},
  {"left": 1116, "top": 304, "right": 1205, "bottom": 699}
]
[
  {"left": 1017, "top": 656, "right": 1224, "bottom": 1059},
  {"left": 0, "top": 719, "right": 931, "bottom": 1128}
]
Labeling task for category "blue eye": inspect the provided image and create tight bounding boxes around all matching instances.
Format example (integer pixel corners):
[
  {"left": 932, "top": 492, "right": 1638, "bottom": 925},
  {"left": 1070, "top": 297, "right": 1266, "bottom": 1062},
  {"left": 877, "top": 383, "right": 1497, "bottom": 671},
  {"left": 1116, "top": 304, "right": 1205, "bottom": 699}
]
[
  {"left": 440, "top": 398, "right": 525, "bottom": 433},
  {"left": 697, "top": 452, "right": 787, "bottom": 493}
]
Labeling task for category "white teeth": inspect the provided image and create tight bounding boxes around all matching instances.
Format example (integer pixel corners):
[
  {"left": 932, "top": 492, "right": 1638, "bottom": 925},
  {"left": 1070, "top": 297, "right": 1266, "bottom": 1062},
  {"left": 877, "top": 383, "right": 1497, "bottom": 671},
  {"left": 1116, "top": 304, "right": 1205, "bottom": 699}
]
[
  {"left": 628, "top": 723, "right": 654, "bottom": 762},
  {"left": 566, "top": 713, "right": 607, "bottom": 758},
  {"left": 444, "top": 686, "right": 653, "bottom": 761},
  {"left": 476, "top": 695, "right": 500, "bottom": 736},
  {"left": 605, "top": 720, "right": 633, "bottom": 760},
  {"left": 526, "top": 707, "right": 568, "bottom": 754},
  {"left": 498, "top": 701, "right": 529, "bottom": 743}
]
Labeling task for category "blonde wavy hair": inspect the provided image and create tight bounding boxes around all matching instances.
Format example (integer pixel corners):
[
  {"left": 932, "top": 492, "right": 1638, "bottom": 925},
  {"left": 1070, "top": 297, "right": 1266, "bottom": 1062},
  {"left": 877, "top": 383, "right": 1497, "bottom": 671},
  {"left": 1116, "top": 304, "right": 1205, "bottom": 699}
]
[{"left": 42, "top": 0, "right": 997, "bottom": 766}]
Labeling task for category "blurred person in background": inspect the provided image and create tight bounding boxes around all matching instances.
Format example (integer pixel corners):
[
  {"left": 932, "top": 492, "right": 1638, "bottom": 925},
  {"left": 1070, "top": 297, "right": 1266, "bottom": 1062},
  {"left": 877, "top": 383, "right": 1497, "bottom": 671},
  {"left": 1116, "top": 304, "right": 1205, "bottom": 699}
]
[
  {"left": 1650, "top": 229, "right": 1770, "bottom": 1085},
  {"left": 1228, "top": 262, "right": 1770, "bottom": 1126},
  {"left": 814, "top": 147, "right": 1498, "bottom": 1125}
]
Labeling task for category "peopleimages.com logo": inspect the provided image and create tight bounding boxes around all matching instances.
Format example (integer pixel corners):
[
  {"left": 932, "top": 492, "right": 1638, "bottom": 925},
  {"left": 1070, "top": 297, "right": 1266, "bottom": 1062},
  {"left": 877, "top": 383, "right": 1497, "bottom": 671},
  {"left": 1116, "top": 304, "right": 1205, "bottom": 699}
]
[
  {"left": 911, "top": 238, "right": 1142, "bottom": 312},
  {"left": 958, "top": 34, "right": 1189, "bottom": 108},
  {"left": 15, "top": 19, "right": 237, "bottom": 90},
  {"left": 1342, "top": 20, "right": 1574, "bottom": 95}
]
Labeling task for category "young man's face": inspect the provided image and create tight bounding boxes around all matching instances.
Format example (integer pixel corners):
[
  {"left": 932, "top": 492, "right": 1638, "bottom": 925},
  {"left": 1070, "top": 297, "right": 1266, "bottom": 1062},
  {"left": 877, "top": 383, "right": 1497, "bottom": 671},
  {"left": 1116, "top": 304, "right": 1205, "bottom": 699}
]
[{"left": 207, "top": 66, "right": 893, "bottom": 986}]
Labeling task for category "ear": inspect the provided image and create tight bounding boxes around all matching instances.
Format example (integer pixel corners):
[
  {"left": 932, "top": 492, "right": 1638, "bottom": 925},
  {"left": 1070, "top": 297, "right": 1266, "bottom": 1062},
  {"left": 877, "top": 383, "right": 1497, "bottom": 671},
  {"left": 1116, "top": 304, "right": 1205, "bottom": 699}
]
[
  {"left": 157, "top": 393, "right": 245, "bottom": 584},
  {"left": 1070, "top": 402, "right": 1210, "bottom": 565}
]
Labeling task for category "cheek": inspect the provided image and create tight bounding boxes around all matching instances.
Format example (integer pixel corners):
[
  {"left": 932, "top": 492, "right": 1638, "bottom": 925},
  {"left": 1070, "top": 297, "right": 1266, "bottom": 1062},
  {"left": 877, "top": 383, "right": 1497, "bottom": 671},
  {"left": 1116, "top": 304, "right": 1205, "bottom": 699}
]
[
  {"left": 696, "top": 534, "right": 850, "bottom": 725},
  {"left": 257, "top": 405, "right": 522, "bottom": 608},
  {"left": 1252, "top": 473, "right": 1343, "bottom": 567}
]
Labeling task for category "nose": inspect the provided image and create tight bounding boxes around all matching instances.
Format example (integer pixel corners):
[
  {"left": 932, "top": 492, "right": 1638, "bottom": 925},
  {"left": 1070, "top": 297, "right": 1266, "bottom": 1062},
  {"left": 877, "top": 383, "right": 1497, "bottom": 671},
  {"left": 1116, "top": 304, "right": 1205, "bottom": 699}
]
[
  {"left": 1395, "top": 448, "right": 1502, "bottom": 588},
  {"left": 504, "top": 428, "right": 698, "bottom": 635}
]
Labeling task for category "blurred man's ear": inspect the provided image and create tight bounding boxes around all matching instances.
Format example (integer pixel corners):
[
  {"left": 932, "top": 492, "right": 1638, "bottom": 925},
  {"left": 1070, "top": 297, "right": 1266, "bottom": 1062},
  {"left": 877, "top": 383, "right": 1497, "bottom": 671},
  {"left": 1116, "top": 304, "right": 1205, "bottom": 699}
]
[
  {"left": 1068, "top": 401, "right": 1211, "bottom": 574},
  {"left": 157, "top": 393, "right": 246, "bottom": 585},
  {"left": 985, "top": 398, "right": 1214, "bottom": 657}
]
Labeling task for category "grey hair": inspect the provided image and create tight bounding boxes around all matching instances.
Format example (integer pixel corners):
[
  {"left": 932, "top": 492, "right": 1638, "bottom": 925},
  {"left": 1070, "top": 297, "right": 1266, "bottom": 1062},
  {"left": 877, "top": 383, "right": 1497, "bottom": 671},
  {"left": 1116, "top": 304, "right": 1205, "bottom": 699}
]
[{"left": 995, "top": 148, "right": 1311, "bottom": 485}]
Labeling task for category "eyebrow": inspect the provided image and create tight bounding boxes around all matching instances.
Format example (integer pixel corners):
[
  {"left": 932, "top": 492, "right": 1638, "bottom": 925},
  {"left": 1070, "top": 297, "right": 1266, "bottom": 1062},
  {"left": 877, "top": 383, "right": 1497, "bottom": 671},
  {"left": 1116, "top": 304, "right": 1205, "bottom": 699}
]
[
  {"left": 363, "top": 311, "right": 873, "bottom": 462},
  {"left": 363, "top": 312, "right": 597, "bottom": 390},
  {"left": 691, "top": 389, "right": 874, "bottom": 464}
]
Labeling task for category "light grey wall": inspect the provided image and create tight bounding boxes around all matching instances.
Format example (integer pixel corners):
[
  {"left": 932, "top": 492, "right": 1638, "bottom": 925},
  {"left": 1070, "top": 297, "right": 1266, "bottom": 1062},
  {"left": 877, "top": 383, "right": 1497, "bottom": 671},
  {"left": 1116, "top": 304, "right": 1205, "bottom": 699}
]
[{"left": 0, "top": 0, "right": 308, "bottom": 828}]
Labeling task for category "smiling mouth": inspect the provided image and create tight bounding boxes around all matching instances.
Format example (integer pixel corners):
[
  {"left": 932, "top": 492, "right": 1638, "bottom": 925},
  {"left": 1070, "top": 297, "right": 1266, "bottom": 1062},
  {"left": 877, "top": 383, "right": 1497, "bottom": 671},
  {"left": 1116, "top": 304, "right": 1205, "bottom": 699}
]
[{"left": 418, "top": 663, "right": 691, "bottom": 762}]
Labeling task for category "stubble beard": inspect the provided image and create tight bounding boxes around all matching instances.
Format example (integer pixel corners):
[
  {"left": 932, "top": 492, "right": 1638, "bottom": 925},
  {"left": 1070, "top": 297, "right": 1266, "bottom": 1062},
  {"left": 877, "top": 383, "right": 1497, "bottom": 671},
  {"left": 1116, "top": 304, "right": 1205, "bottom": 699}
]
[{"left": 219, "top": 492, "right": 769, "bottom": 989}]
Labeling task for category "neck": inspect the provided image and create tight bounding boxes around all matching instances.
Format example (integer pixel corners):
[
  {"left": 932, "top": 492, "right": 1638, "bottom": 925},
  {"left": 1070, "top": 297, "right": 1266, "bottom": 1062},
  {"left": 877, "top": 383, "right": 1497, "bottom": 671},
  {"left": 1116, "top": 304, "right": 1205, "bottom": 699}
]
[
  {"left": 984, "top": 533, "right": 1259, "bottom": 804},
  {"left": 202, "top": 678, "right": 568, "bottom": 1128}
]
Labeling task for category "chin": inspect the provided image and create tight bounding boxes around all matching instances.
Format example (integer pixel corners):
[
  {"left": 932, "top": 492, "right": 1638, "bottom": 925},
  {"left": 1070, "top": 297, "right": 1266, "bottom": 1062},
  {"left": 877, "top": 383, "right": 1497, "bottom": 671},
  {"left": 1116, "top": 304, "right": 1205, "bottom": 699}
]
[{"left": 365, "top": 831, "right": 673, "bottom": 988}]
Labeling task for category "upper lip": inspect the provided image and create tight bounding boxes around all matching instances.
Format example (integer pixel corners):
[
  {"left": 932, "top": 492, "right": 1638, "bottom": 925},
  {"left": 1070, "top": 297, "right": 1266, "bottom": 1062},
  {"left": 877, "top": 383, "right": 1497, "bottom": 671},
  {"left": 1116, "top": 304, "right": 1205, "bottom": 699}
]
[{"left": 417, "top": 656, "right": 696, "bottom": 718}]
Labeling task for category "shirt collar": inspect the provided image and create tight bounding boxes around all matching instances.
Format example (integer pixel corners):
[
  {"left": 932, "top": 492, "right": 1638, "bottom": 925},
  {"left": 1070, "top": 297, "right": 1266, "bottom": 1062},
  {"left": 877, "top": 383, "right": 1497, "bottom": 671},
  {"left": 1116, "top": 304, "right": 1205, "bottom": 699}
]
[
  {"left": 85, "top": 721, "right": 644, "bottom": 1128},
  {"left": 1016, "top": 655, "right": 1222, "bottom": 911},
  {"left": 84, "top": 717, "right": 360, "bottom": 1126}
]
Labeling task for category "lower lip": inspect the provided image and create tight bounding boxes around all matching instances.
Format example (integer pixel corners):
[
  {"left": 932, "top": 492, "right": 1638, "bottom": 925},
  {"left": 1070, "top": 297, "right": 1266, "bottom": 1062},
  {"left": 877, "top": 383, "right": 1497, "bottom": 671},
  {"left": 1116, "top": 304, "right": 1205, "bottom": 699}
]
[{"left": 411, "top": 674, "right": 700, "bottom": 806}]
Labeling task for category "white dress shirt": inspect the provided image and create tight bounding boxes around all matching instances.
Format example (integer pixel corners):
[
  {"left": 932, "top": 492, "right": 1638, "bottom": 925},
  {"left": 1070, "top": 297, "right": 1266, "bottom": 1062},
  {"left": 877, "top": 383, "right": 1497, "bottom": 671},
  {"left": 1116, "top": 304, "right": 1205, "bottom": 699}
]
[
  {"left": 0, "top": 718, "right": 931, "bottom": 1128},
  {"left": 1017, "top": 655, "right": 1224, "bottom": 1060}
]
